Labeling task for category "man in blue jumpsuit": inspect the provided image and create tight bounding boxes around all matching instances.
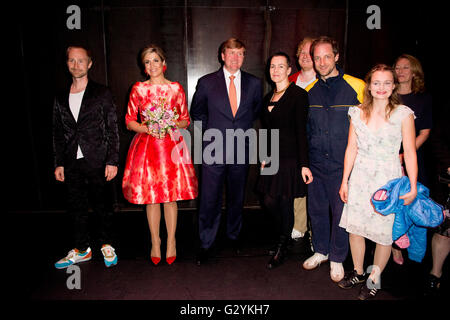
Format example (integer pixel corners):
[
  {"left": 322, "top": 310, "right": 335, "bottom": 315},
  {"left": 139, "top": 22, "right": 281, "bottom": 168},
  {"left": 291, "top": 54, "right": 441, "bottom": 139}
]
[{"left": 302, "top": 36, "right": 365, "bottom": 282}]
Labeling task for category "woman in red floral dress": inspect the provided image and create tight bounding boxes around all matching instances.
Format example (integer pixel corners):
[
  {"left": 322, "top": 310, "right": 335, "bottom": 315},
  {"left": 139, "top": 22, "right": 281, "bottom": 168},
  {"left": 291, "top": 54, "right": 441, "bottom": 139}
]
[{"left": 122, "top": 45, "right": 198, "bottom": 265}]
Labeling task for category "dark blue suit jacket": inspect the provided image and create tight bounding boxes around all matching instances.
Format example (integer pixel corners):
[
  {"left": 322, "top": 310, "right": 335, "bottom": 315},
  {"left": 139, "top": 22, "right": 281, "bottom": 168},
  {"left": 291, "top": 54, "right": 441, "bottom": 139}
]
[{"left": 190, "top": 68, "right": 262, "bottom": 163}]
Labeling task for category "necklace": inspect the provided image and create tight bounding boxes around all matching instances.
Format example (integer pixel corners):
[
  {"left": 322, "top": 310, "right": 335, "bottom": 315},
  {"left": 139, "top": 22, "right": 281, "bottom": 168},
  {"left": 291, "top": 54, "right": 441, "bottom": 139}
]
[
  {"left": 274, "top": 82, "right": 291, "bottom": 94},
  {"left": 271, "top": 82, "right": 291, "bottom": 102}
]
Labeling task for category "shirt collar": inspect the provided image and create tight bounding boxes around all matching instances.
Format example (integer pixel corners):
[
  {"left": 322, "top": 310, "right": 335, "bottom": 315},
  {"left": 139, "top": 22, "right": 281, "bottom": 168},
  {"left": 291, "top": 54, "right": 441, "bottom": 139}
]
[
  {"left": 318, "top": 65, "right": 344, "bottom": 86},
  {"left": 223, "top": 67, "right": 241, "bottom": 80}
]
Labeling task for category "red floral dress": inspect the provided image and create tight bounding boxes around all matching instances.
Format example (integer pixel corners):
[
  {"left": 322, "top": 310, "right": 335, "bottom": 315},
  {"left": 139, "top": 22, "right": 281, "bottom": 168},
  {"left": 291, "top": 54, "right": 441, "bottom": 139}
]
[{"left": 122, "top": 81, "right": 198, "bottom": 204}]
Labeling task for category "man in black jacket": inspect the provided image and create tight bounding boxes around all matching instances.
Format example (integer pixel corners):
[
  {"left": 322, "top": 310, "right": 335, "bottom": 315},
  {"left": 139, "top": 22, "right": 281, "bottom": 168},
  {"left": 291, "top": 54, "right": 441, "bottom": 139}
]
[{"left": 53, "top": 45, "right": 119, "bottom": 269}]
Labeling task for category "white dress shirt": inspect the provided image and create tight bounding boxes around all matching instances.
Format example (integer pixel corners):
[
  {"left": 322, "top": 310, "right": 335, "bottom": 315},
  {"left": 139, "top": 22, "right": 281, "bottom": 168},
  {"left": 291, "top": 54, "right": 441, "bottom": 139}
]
[
  {"left": 296, "top": 75, "right": 316, "bottom": 89},
  {"left": 69, "top": 90, "right": 85, "bottom": 159}
]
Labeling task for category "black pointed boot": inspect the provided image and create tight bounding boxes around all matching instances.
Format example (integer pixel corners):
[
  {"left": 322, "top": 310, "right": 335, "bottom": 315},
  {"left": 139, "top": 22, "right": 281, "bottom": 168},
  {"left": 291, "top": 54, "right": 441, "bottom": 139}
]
[{"left": 266, "top": 236, "right": 288, "bottom": 269}]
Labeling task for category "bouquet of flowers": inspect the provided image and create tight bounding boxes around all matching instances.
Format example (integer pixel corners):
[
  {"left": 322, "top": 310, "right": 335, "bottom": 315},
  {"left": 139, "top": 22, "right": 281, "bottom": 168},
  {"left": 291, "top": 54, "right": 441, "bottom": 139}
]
[{"left": 141, "top": 97, "right": 179, "bottom": 139}]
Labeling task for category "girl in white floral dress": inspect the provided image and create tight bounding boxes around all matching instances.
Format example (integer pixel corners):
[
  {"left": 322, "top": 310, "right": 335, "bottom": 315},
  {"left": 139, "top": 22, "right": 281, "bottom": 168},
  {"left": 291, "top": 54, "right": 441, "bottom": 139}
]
[{"left": 338, "top": 64, "right": 418, "bottom": 300}]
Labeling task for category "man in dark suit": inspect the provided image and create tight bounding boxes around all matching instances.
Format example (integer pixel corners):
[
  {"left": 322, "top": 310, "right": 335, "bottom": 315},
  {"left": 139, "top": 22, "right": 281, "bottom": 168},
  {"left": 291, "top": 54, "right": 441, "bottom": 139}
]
[
  {"left": 191, "top": 38, "right": 262, "bottom": 265},
  {"left": 53, "top": 45, "right": 119, "bottom": 269}
]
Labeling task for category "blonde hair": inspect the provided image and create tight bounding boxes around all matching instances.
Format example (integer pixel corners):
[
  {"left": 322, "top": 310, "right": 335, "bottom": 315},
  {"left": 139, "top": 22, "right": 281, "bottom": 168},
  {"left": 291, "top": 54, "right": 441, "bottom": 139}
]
[
  {"left": 360, "top": 64, "right": 401, "bottom": 121},
  {"left": 140, "top": 44, "right": 166, "bottom": 65},
  {"left": 296, "top": 37, "right": 315, "bottom": 57},
  {"left": 219, "top": 38, "right": 246, "bottom": 54},
  {"left": 394, "top": 54, "right": 425, "bottom": 93}
]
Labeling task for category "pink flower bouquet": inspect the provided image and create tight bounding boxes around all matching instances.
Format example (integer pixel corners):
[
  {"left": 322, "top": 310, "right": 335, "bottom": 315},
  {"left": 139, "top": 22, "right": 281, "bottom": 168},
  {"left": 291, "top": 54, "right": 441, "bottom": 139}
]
[{"left": 141, "top": 97, "right": 179, "bottom": 139}]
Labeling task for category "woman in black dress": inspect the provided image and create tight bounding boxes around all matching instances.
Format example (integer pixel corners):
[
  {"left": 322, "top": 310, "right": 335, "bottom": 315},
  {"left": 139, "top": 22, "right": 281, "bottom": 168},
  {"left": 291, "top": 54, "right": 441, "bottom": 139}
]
[
  {"left": 394, "top": 54, "right": 432, "bottom": 186},
  {"left": 392, "top": 54, "right": 433, "bottom": 265},
  {"left": 258, "top": 52, "right": 313, "bottom": 269}
]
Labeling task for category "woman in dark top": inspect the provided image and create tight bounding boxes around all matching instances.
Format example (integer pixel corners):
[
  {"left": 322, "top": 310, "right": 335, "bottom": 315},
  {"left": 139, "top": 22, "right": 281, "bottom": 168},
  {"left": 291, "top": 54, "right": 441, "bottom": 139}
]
[
  {"left": 393, "top": 54, "right": 433, "bottom": 265},
  {"left": 258, "top": 52, "right": 313, "bottom": 269},
  {"left": 394, "top": 54, "right": 433, "bottom": 185}
]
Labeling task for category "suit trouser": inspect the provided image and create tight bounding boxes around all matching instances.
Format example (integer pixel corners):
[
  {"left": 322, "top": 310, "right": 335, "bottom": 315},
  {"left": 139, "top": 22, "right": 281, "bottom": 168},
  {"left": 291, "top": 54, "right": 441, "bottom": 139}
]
[
  {"left": 198, "top": 163, "right": 248, "bottom": 249},
  {"left": 65, "top": 158, "right": 114, "bottom": 251},
  {"left": 307, "top": 172, "right": 348, "bottom": 263},
  {"left": 293, "top": 196, "right": 308, "bottom": 234}
]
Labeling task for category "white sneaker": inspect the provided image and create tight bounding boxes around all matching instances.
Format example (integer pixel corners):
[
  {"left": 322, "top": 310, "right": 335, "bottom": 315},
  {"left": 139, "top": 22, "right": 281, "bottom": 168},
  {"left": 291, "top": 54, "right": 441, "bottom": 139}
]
[
  {"left": 330, "top": 261, "right": 344, "bottom": 282},
  {"left": 302, "top": 253, "right": 329, "bottom": 270},
  {"left": 54, "top": 247, "right": 92, "bottom": 269},
  {"left": 101, "top": 244, "right": 118, "bottom": 268},
  {"left": 291, "top": 229, "right": 304, "bottom": 239}
]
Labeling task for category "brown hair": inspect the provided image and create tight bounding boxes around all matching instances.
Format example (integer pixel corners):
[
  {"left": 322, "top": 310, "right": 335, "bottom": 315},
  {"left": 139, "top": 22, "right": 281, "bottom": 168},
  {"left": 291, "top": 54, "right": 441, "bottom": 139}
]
[
  {"left": 219, "top": 38, "right": 246, "bottom": 54},
  {"left": 66, "top": 45, "right": 93, "bottom": 62},
  {"left": 140, "top": 44, "right": 166, "bottom": 65},
  {"left": 360, "top": 64, "right": 401, "bottom": 121},
  {"left": 310, "top": 36, "right": 339, "bottom": 58},
  {"left": 394, "top": 54, "right": 425, "bottom": 93}
]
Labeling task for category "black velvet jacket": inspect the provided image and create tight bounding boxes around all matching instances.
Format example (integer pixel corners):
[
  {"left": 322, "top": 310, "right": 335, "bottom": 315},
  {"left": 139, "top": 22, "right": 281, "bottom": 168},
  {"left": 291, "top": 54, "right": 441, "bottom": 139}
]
[{"left": 52, "top": 80, "right": 119, "bottom": 169}]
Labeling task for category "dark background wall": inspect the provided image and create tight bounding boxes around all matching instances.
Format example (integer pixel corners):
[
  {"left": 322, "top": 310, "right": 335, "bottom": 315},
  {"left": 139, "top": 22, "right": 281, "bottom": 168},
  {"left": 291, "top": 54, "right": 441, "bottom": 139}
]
[{"left": 11, "top": 0, "right": 445, "bottom": 213}]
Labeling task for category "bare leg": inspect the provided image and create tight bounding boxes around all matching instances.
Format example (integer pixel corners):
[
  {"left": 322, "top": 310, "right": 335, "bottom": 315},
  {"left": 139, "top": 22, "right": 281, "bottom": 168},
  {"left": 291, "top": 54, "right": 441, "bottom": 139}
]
[
  {"left": 392, "top": 247, "right": 403, "bottom": 264},
  {"left": 430, "top": 233, "right": 450, "bottom": 278},
  {"left": 349, "top": 233, "right": 366, "bottom": 275},
  {"left": 146, "top": 204, "right": 161, "bottom": 258},
  {"left": 164, "top": 201, "right": 178, "bottom": 258},
  {"left": 371, "top": 244, "right": 392, "bottom": 284}
]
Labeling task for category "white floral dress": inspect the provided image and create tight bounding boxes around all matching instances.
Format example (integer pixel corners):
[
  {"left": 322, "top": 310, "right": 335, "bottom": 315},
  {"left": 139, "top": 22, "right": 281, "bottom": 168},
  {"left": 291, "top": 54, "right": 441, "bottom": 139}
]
[{"left": 339, "top": 105, "right": 415, "bottom": 245}]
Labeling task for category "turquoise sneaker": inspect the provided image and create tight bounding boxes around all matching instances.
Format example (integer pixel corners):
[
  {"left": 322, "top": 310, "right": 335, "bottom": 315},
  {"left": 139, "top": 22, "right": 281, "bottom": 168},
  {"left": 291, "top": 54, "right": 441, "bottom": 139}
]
[
  {"left": 101, "top": 244, "right": 118, "bottom": 268},
  {"left": 54, "top": 247, "right": 92, "bottom": 269}
]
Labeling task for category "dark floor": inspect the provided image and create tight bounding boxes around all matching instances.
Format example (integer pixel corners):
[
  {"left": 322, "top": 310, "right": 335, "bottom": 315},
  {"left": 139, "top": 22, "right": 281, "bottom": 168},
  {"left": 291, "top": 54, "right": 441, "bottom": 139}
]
[{"left": 8, "top": 207, "right": 449, "bottom": 305}]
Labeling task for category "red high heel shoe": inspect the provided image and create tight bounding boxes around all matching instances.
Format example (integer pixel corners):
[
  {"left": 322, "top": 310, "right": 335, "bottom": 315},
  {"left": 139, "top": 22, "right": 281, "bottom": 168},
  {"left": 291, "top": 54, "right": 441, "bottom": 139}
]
[
  {"left": 151, "top": 239, "right": 161, "bottom": 265},
  {"left": 166, "top": 256, "right": 176, "bottom": 265},
  {"left": 151, "top": 256, "right": 161, "bottom": 265},
  {"left": 166, "top": 239, "right": 176, "bottom": 265}
]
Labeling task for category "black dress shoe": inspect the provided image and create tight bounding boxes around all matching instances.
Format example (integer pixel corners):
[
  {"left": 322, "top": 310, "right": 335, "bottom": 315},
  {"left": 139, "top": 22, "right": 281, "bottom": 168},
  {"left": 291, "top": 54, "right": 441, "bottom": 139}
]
[
  {"left": 230, "top": 238, "right": 242, "bottom": 255},
  {"left": 424, "top": 274, "right": 442, "bottom": 297},
  {"left": 195, "top": 248, "right": 209, "bottom": 266},
  {"left": 268, "top": 244, "right": 277, "bottom": 256},
  {"left": 267, "top": 247, "right": 286, "bottom": 269},
  {"left": 267, "top": 237, "right": 288, "bottom": 269}
]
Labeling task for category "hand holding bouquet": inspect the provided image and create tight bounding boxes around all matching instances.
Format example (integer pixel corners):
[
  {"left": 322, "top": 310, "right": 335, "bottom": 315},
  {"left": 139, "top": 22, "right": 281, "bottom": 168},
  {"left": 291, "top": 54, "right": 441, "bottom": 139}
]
[{"left": 141, "top": 97, "right": 179, "bottom": 139}]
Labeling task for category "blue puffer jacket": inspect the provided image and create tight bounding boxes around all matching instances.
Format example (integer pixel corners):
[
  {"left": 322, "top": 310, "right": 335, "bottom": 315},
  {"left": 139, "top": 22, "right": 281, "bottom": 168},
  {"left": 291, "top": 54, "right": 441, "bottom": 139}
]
[{"left": 371, "top": 176, "right": 444, "bottom": 262}]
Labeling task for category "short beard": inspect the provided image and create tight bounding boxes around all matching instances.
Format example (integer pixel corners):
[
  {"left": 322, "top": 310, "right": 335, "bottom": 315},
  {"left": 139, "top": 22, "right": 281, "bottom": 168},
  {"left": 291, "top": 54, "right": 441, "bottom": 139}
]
[
  {"left": 70, "top": 70, "right": 88, "bottom": 79},
  {"left": 318, "top": 66, "right": 337, "bottom": 79}
]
